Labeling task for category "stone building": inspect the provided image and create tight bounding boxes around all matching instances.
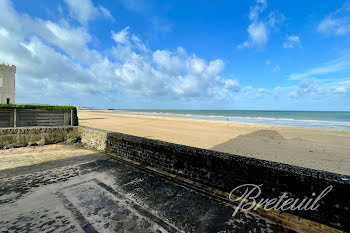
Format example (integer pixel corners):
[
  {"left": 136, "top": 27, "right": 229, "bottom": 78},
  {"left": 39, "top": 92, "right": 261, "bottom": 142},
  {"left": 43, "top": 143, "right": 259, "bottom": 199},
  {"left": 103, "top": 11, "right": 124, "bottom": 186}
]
[{"left": 0, "top": 63, "right": 16, "bottom": 104}]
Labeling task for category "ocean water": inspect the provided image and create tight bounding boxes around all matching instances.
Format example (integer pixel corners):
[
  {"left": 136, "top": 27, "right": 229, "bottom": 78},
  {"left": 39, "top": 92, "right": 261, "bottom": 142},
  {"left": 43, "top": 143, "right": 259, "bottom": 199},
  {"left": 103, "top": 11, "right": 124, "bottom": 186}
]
[{"left": 111, "top": 109, "right": 350, "bottom": 129}]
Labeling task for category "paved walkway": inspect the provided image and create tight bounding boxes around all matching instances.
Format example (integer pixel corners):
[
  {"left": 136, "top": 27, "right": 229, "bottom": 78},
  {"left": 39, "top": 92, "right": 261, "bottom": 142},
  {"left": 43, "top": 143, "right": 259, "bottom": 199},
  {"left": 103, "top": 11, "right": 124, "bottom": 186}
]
[{"left": 0, "top": 145, "right": 293, "bottom": 233}]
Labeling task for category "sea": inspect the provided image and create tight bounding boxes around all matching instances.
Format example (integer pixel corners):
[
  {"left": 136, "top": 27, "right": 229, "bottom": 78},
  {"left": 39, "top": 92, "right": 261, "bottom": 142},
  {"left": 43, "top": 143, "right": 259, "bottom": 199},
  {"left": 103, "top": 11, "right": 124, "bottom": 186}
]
[{"left": 96, "top": 109, "right": 350, "bottom": 130}]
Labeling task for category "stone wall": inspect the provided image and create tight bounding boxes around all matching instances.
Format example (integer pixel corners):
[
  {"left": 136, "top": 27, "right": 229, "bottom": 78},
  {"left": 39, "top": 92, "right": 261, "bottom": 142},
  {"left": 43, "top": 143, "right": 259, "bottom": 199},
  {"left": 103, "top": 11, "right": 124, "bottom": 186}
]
[
  {"left": 0, "top": 126, "right": 78, "bottom": 148},
  {"left": 79, "top": 126, "right": 350, "bottom": 232},
  {"left": 78, "top": 126, "right": 108, "bottom": 151}
]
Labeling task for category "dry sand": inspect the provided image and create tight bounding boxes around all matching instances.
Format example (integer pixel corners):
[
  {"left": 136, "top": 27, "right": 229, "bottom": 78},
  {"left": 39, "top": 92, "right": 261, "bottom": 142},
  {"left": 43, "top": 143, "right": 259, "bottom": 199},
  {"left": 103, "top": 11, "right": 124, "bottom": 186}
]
[
  {"left": 0, "top": 144, "right": 96, "bottom": 171},
  {"left": 78, "top": 110, "right": 350, "bottom": 175}
]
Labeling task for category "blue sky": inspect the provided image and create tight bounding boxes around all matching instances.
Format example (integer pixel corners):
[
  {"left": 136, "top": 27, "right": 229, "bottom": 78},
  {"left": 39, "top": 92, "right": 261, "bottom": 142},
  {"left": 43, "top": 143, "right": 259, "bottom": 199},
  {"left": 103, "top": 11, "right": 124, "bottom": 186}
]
[{"left": 1, "top": 0, "right": 350, "bottom": 110}]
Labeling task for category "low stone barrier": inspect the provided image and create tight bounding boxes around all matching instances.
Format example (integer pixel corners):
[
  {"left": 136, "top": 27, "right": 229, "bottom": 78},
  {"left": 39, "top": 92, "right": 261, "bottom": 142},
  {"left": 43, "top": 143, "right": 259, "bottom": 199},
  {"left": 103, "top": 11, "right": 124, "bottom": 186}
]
[
  {"left": 0, "top": 126, "right": 78, "bottom": 148},
  {"left": 79, "top": 126, "right": 350, "bottom": 232},
  {"left": 79, "top": 126, "right": 108, "bottom": 151}
]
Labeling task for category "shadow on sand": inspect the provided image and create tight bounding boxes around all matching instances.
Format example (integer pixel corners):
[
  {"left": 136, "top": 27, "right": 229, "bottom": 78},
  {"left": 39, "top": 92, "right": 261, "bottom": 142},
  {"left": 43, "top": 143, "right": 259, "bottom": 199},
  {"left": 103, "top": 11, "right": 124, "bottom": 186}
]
[
  {"left": 210, "top": 129, "right": 289, "bottom": 153},
  {"left": 79, "top": 118, "right": 107, "bottom": 120}
]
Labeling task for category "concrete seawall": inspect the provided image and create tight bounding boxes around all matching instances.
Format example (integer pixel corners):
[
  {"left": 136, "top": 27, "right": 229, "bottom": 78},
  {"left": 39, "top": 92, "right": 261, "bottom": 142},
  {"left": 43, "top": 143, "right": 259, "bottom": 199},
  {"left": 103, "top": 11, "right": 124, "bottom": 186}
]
[{"left": 79, "top": 126, "right": 350, "bottom": 232}]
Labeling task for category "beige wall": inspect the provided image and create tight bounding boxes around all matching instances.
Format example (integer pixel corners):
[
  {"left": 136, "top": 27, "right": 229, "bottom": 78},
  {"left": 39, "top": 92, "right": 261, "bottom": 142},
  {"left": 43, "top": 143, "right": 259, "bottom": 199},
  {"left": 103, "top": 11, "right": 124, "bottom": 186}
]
[{"left": 0, "top": 63, "right": 16, "bottom": 104}]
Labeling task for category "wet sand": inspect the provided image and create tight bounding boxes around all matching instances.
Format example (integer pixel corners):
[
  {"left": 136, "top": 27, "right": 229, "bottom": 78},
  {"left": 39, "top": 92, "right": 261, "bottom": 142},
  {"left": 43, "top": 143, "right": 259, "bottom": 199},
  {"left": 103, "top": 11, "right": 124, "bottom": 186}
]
[{"left": 78, "top": 110, "right": 350, "bottom": 175}]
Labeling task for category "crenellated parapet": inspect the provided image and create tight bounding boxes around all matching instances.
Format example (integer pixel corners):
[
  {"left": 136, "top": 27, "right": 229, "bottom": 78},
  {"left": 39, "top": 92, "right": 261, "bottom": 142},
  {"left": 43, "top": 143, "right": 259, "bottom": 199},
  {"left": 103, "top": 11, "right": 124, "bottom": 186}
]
[{"left": 0, "top": 62, "right": 16, "bottom": 73}]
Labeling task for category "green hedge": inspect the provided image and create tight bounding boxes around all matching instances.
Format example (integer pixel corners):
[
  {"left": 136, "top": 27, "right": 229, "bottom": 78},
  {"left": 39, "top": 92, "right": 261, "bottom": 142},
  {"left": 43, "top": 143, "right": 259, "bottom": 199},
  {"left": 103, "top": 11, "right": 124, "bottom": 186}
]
[{"left": 0, "top": 104, "right": 79, "bottom": 126}]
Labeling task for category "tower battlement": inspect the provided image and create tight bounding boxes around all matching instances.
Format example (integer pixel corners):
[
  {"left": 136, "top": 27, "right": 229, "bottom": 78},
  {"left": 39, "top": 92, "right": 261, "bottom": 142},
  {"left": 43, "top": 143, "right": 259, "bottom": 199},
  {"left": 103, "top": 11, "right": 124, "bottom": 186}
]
[
  {"left": 0, "top": 62, "right": 16, "bottom": 104},
  {"left": 0, "top": 62, "right": 16, "bottom": 73}
]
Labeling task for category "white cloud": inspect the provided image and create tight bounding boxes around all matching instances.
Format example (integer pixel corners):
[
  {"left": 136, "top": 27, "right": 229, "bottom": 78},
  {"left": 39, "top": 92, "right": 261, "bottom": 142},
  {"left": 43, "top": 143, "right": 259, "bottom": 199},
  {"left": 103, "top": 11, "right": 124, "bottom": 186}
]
[
  {"left": 249, "top": 0, "right": 267, "bottom": 21},
  {"left": 98, "top": 6, "right": 114, "bottom": 20},
  {"left": 318, "top": 17, "right": 350, "bottom": 35},
  {"left": 0, "top": 0, "right": 243, "bottom": 106},
  {"left": 283, "top": 35, "right": 301, "bottom": 48},
  {"left": 241, "top": 86, "right": 272, "bottom": 99},
  {"left": 0, "top": 0, "right": 348, "bottom": 109},
  {"left": 289, "top": 79, "right": 350, "bottom": 99},
  {"left": 317, "top": 2, "right": 350, "bottom": 35},
  {"left": 64, "top": 0, "right": 114, "bottom": 25},
  {"left": 289, "top": 80, "right": 320, "bottom": 98},
  {"left": 43, "top": 21, "right": 93, "bottom": 61},
  {"left": 224, "top": 79, "right": 240, "bottom": 92},
  {"left": 333, "top": 80, "right": 350, "bottom": 94},
  {"left": 238, "top": 0, "right": 284, "bottom": 49},
  {"left": 247, "top": 22, "right": 268, "bottom": 45},
  {"left": 112, "top": 26, "right": 130, "bottom": 44},
  {"left": 111, "top": 29, "right": 239, "bottom": 99},
  {"left": 288, "top": 55, "right": 350, "bottom": 80},
  {"left": 152, "top": 49, "right": 186, "bottom": 75},
  {"left": 256, "top": 88, "right": 269, "bottom": 98},
  {"left": 239, "top": 78, "right": 350, "bottom": 103},
  {"left": 236, "top": 74, "right": 350, "bottom": 104}
]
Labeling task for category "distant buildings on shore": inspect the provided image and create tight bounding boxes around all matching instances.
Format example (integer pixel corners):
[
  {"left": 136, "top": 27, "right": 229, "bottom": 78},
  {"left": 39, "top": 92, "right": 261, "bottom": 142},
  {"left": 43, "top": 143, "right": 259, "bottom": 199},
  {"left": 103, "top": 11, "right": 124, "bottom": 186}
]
[{"left": 0, "top": 63, "right": 16, "bottom": 104}]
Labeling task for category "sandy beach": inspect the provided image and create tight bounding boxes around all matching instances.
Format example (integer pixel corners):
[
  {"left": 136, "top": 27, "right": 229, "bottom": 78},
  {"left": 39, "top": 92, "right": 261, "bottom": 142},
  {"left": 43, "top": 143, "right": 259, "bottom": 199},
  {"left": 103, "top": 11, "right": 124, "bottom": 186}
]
[{"left": 78, "top": 110, "right": 350, "bottom": 175}]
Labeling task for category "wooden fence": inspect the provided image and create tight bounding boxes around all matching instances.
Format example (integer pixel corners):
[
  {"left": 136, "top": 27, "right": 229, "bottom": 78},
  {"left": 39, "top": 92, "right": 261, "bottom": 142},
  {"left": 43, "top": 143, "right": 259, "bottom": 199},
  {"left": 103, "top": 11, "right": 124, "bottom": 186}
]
[{"left": 0, "top": 109, "right": 73, "bottom": 127}]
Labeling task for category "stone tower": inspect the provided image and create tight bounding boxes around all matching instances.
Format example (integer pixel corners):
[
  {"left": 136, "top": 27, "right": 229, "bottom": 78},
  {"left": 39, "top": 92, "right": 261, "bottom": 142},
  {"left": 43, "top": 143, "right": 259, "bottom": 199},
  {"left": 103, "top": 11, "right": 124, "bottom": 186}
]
[{"left": 0, "top": 63, "right": 16, "bottom": 104}]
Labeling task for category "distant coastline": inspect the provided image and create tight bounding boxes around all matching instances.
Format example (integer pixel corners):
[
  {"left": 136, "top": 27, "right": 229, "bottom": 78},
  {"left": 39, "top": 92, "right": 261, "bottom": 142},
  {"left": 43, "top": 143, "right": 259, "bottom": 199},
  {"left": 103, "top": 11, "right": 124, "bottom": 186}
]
[{"left": 80, "top": 108, "right": 350, "bottom": 130}]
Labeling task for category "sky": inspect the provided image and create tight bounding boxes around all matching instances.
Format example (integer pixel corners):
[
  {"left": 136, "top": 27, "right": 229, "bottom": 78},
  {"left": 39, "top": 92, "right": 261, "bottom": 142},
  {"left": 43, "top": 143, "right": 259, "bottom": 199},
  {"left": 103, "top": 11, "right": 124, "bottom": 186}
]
[{"left": 0, "top": 0, "right": 350, "bottom": 110}]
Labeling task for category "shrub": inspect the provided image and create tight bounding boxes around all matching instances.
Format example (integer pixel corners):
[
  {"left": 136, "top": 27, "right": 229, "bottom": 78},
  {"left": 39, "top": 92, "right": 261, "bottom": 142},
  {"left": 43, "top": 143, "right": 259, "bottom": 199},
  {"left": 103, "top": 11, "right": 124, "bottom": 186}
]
[{"left": 66, "top": 131, "right": 80, "bottom": 144}]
